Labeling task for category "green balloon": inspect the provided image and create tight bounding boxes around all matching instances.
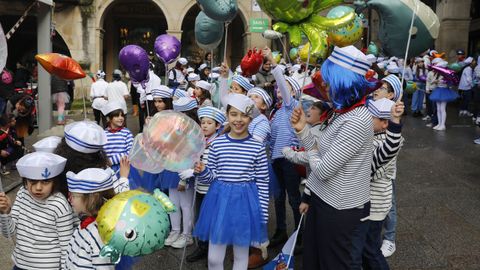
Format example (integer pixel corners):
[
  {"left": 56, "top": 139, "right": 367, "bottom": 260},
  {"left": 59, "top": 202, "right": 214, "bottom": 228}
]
[
  {"left": 448, "top": 62, "right": 462, "bottom": 73},
  {"left": 289, "top": 48, "right": 299, "bottom": 60},
  {"left": 256, "top": 0, "right": 321, "bottom": 23}
]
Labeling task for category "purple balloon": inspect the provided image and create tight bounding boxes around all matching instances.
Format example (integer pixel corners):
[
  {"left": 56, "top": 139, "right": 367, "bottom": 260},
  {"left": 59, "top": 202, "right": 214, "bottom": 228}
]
[
  {"left": 119, "top": 45, "right": 150, "bottom": 88},
  {"left": 154, "top": 34, "right": 181, "bottom": 64}
]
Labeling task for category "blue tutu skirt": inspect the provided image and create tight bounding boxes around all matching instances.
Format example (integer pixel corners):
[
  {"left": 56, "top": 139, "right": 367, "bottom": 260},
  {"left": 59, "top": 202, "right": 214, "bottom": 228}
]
[
  {"left": 193, "top": 181, "right": 267, "bottom": 247},
  {"left": 268, "top": 162, "right": 281, "bottom": 198},
  {"left": 159, "top": 170, "right": 180, "bottom": 191},
  {"left": 430, "top": 87, "right": 459, "bottom": 102}
]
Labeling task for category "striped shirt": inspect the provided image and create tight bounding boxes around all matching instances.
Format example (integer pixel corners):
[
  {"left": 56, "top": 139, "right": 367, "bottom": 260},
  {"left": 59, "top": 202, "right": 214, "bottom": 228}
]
[
  {"left": 270, "top": 66, "right": 299, "bottom": 160},
  {"left": 369, "top": 122, "right": 404, "bottom": 221},
  {"left": 297, "top": 106, "right": 373, "bottom": 210},
  {"left": 197, "top": 134, "right": 270, "bottom": 223},
  {"left": 0, "top": 187, "right": 75, "bottom": 269},
  {"left": 249, "top": 114, "right": 271, "bottom": 144},
  {"left": 65, "top": 221, "right": 115, "bottom": 269},
  {"left": 104, "top": 128, "right": 133, "bottom": 166},
  {"left": 196, "top": 133, "right": 221, "bottom": 194}
]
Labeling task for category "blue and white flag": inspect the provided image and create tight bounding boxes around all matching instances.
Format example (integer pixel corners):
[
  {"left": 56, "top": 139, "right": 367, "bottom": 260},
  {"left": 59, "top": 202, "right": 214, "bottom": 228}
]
[{"left": 263, "top": 230, "right": 298, "bottom": 270}]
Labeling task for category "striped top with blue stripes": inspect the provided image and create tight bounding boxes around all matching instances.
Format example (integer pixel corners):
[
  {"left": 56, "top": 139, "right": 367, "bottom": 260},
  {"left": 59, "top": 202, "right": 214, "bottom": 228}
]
[
  {"left": 104, "top": 128, "right": 134, "bottom": 166},
  {"left": 270, "top": 65, "right": 299, "bottom": 159},
  {"left": 0, "top": 187, "right": 75, "bottom": 269},
  {"left": 197, "top": 134, "right": 270, "bottom": 223},
  {"left": 65, "top": 221, "right": 115, "bottom": 269},
  {"left": 248, "top": 114, "right": 271, "bottom": 144}
]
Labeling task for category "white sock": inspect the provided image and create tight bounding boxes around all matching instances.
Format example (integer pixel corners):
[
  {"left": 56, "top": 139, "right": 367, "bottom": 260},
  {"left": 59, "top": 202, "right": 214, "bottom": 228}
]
[
  {"left": 208, "top": 243, "right": 227, "bottom": 270},
  {"left": 439, "top": 102, "right": 447, "bottom": 127},
  {"left": 168, "top": 188, "right": 181, "bottom": 232}
]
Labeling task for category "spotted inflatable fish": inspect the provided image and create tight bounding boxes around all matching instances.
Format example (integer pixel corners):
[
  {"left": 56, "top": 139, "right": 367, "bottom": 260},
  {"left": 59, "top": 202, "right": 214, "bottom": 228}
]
[{"left": 97, "top": 189, "right": 175, "bottom": 263}]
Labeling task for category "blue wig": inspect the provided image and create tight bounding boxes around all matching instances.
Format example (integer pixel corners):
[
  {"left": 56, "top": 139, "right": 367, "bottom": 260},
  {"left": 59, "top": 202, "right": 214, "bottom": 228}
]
[{"left": 321, "top": 59, "right": 375, "bottom": 110}]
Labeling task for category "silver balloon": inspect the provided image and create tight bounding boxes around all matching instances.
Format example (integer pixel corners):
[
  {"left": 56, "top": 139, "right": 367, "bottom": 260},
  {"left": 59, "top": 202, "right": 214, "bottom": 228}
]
[{"left": 262, "top": 30, "right": 283, "bottom": 40}]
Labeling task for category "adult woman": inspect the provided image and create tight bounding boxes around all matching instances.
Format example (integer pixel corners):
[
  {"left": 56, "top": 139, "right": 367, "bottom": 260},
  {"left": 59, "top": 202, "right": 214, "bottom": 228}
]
[
  {"left": 291, "top": 46, "right": 374, "bottom": 269},
  {"left": 254, "top": 57, "right": 275, "bottom": 97}
]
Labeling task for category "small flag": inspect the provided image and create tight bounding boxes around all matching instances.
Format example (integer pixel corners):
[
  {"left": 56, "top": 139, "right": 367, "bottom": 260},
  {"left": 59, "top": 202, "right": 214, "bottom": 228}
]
[{"left": 263, "top": 230, "right": 298, "bottom": 270}]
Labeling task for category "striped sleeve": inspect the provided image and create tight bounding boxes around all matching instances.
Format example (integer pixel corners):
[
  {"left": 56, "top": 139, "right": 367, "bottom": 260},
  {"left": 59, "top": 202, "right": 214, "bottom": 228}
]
[
  {"left": 126, "top": 130, "right": 134, "bottom": 153},
  {"left": 296, "top": 125, "right": 317, "bottom": 151},
  {"left": 250, "top": 116, "right": 271, "bottom": 144},
  {"left": 0, "top": 202, "right": 18, "bottom": 238},
  {"left": 254, "top": 145, "right": 270, "bottom": 223},
  {"left": 308, "top": 115, "right": 371, "bottom": 181},
  {"left": 57, "top": 210, "right": 75, "bottom": 269},
  {"left": 197, "top": 143, "right": 218, "bottom": 184},
  {"left": 371, "top": 122, "right": 404, "bottom": 174},
  {"left": 282, "top": 147, "right": 309, "bottom": 166}
]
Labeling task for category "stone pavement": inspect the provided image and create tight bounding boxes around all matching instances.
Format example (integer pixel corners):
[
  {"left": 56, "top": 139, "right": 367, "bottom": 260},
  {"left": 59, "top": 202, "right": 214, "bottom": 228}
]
[{"left": 1, "top": 103, "right": 480, "bottom": 270}]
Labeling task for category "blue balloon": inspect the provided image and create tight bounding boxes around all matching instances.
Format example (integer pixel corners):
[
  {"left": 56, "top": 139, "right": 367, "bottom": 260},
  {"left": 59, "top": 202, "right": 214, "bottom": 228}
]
[
  {"left": 197, "top": 0, "right": 238, "bottom": 22},
  {"left": 195, "top": 11, "right": 224, "bottom": 51}
]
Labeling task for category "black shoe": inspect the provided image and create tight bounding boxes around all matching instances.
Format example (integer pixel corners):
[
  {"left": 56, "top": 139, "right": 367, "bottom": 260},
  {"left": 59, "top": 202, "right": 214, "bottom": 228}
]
[
  {"left": 269, "top": 229, "right": 288, "bottom": 247},
  {"left": 186, "top": 246, "right": 208, "bottom": 262}
]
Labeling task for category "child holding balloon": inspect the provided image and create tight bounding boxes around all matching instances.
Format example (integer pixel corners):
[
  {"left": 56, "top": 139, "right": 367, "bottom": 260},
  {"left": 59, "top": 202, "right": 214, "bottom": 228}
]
[
  {"left": 187, "top": 106, "right": 226, "bottom": 262},
  {"left": 193, "top": 94, "right": 269, "bottom": 270},
  {"left": 65, "top": 167, "right": 125, "bottom": 269}
]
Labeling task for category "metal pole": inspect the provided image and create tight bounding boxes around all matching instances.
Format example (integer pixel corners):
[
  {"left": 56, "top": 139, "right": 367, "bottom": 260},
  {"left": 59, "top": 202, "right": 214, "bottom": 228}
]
[{"left": 37, "top": 3, "right": 52, "bottom": 133}]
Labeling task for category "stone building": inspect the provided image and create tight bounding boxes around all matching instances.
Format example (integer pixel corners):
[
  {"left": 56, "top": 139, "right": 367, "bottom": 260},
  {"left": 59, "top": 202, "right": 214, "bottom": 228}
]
[{"left": 0, "top": 0, "right": 477, "bottom": 79}]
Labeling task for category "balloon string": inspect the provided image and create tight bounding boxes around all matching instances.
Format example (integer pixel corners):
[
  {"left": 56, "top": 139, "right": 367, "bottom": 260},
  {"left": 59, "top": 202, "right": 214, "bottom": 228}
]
[
  {"left": 400, "top": 2, "right": 418, "bottom": 91},
  {"left": 223, "top": 22, "right": 230, "bottom": 64},
  {"left": 0, "top": 177, "right": 13, "bottom": 244},
  {"left": 278, "top": 36, "right": 292, "bottom": 64},
  {"left": 299, "top": 44, "right": 312, "bottom": 103},
  {"left": 179, "top": 181, "right": 197, "bottom": 270}
]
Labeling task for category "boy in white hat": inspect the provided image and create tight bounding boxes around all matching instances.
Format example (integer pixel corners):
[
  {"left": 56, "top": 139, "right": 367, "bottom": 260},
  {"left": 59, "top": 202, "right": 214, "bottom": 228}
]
[
  {"left": 105, "top": 70, "right": 130, "bottom": 115},
  {"left": 0, "top": 152, "right": 74, "bottom": 269},
  {"left": 90, "top": 70, "right": 108, "bottom": 126},
  {"left": 350, "top": 98, "right": 404, "bottom": 268},
  {"left": 186, "top": 106, "right": 226, "bottom": 262},
  {"left": 65, "top": 167, "right": 127, "bottom": 269},
  {"left": 102, "top": 101, "right": 133, "bottom": 178},
  {"left": 169, "top": 58, "right": 188, "bottom": 90}
]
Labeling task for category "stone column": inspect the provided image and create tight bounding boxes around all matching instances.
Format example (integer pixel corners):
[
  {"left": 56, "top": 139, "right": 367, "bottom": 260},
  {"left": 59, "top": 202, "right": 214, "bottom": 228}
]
[
  {"left": 435, "top": 0, "right": 472, "bottom": 61},
  {"left": 37, "top": 2, "right": 52, "bottom": 132}
]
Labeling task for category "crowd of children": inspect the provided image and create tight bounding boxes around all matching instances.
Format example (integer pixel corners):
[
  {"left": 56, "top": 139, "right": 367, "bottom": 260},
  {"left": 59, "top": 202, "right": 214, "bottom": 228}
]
[{"left": 2, "top": 41, "right": 480, "bottom": 270}]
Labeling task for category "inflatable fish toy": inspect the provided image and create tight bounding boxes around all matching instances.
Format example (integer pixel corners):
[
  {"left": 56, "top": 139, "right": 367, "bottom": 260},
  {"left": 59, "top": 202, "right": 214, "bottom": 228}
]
[{"left": 97, "top": 189, "right": 175, "bottom": 263}]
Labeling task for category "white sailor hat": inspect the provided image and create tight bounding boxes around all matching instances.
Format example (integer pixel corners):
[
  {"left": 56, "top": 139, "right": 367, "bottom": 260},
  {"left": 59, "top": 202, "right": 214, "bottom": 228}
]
[
  {"left": 186, "top": 67, "right": 195, "bottom": 73},
  {"left": 178, "top": 57, "right": 188, "bottom": 65},
  {"left": 196, "top": 80, "right": 212, "bottom": 91},
  {"left": 64, "top": 121, "right": 107, "bottom": 154},
  {"left": 382, "top": 74, "right": 403, "bottom": 102},
  {"left": 96, "top": 70, "right": 106, "bottom": 78},
  {"left": 199, "top": 63, "right": 208, "bottom": 71},
  {"left": 227, "top": 93, "right": 259, "bottom": 118},
  {"left": 328, "top": 46, "right": 371, "bottom": 75},
  {"left": 386, "top": 63, "right": 399, "bottom": 74},
  {"left": 173, "top": 97, "right": 198, "bottom": 112},
  {"left": 209, "top": 73, "right": 220, "bottom": 80},
  {"left": 17, "top": 152, "right": 67, "bottom": 180},
  {"left": 198, "top": 106, "right": 226, "bottom": 124},
  {"left": 248, "top": 87, "right": 273, "bottom": 108},
  {"left": 113, "top": 69, "right": 123, "bottom": 76},
  {"left": 290, "top": 64, "right": 301, "bottom": 73},
  {"left": 285, "top": 76, "right": 302, "bottom": 99},
  {"left": 173, "top": 89, "right": 189, "bottom": 98},
  {"left": 187, "top": 73, "right": 200, "bottom": 82},
  {"left": 464, "top": 57, "right": 474, "bottom": 65},
  {"left": 211, "top": 67, "right": 221, "bottom": 73},
  {"left": 366, "top": 54, "right": 377, "bottom": 65},
  {"left": 368, "top": 98, "right": 395, "bottom": 119},
  {"left": 376, "top": 57, "right": 385, "bottom": 63},
  {"left": 33, "top": 136, "right": 62, "bottom": 153},
  {"left": 232, "top": 76, "right": 254, "bottom": 91},
  {"left": 152, "top": 85, "right": 173, "bottom": 99},
  {"left": 101, "top": 101, "right": 126, "bottom": 116},
  {"left": 431, "top": 58, "right": 443, "bottom": 65},
  {"left": 67, "top": 168, "right": 115, "bottom": 194},
  {"left": 235, "top": 65, "right": 242, "bottom": 73}
]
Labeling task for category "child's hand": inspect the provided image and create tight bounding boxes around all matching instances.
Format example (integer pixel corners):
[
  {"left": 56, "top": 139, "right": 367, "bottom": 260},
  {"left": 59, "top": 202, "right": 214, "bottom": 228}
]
[
  {"left": 391, "top": 101, "right": 405, "bottom": 124},
  {"left": 119, "top": 156, "right": 130, "bottom": 178},
  {"left": 0, "top": 193, "right": 12, "bottom": 214},
  {"left": 15, "top": 141, "right": 22, "bottom": 146},
  {"left": 299, "top": 202, "right": 309, "bottom": 214},
  {"left": 194, "top": 162, "right": 205, "bottom": 174},
  {"left": 0, "top": 150, "right": 9, "bottom": 158},
  {"left": 291, "top": 105, "right": 307, "bottom": 132}
]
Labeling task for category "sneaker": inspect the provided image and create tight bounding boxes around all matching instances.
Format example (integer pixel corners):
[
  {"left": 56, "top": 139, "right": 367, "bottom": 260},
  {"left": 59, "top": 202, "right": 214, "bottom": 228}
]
[
  {"left": 474, "top": 138, "right": 480, "bottom": 145},
  {"left": 422, "top": 115, "right": 431, "bottom": 121},
  {"left": 171, "top": 234, "right": 194, "bottom": 248},
  {"left": 435, "top": 125, "right": 446, "bottom": 131},
  {"left": 381, "top": 240, "right": 396, "bottom": 257},
  {"left": 248, "top": 247, "right": 268, "bottom": 269},
  {"left": 426, "top": 123, "right": 433, "bottom": 127},
  {"left": 432, "top": 125, "right": 440, "bottom": 130},
  {"left": 164, "top": 231, "right": 180, "bottom": 246}
]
